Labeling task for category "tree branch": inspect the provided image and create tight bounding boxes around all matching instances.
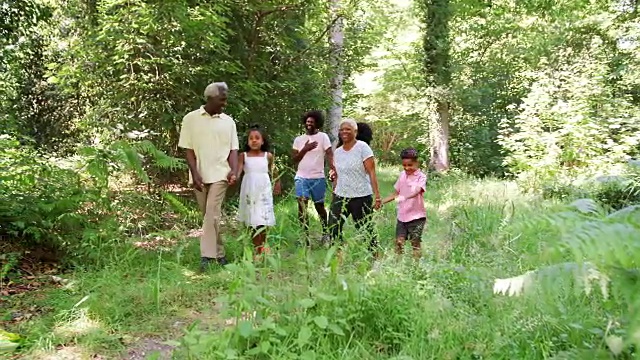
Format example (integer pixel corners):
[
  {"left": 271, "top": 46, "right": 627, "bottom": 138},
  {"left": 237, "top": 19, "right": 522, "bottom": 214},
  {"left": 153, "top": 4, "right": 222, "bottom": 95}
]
[
  {"left": 283, "top": 15, "right": 343, "bottom": 67},
  {"left": 245, "top": 3, "right": 303, "bottom": 76}
]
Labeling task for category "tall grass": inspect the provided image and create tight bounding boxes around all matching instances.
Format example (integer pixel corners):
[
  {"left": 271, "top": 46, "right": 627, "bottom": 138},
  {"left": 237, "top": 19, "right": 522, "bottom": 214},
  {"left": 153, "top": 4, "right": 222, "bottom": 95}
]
[{"left": 10, "top": 166, "right": 638, "bottom": 359}]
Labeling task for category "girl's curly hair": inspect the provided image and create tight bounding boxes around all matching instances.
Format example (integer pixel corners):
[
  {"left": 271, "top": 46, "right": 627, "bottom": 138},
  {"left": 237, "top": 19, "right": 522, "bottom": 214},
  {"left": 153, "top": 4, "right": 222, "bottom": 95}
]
[{"left": 243, "top": 124, "right": 271, "bottom": 152}]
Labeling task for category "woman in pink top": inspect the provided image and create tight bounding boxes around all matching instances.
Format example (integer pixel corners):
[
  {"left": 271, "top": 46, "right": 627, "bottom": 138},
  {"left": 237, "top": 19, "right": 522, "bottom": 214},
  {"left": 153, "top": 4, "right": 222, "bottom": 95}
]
[{"left": 382, "top": 148, "right": 427, "bottom": 259}]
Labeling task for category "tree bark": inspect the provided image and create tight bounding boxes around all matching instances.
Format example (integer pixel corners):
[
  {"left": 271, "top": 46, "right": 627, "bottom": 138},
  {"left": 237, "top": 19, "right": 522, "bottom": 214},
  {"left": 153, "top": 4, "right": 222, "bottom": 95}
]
[
  {"left": 327, "top": 0, "right": 344, "bottom": 143},
  {"left": 430, "top": 100, "right": 450, "bottom": 171},
  {"left": 420, "top": 0, "right": 452, "bottom": 172}
]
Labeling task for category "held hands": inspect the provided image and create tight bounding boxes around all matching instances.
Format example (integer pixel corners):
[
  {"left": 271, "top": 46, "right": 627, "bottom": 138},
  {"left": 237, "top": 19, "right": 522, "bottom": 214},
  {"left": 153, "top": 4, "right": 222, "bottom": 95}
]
[
  {"left": 328, "top": 169, "right": 337, "bottom": 182},
  {"left": 374, "top": 197, "right": 382, "bottom": 210},
  {"left": 376, "top": 194, "right": 403, "bottom": 210},
  {"left": 273, "top": 181, "right": 282, "bottom": 196},
  {"left": 227, "top": 171, "right": 237, "bottom": 186}
]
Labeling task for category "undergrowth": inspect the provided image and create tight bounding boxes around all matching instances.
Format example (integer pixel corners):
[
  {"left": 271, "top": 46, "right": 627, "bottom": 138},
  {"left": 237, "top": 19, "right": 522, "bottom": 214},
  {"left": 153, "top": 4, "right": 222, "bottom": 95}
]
[{"left": 3, "top": 165, "right": 638, "bottom": 359}]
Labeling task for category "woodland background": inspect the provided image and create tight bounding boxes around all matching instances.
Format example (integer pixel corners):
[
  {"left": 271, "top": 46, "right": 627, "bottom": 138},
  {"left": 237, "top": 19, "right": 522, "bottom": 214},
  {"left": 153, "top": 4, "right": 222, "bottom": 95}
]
[{"left": 2, "top": 0, "right": 640, "bottom": 358}]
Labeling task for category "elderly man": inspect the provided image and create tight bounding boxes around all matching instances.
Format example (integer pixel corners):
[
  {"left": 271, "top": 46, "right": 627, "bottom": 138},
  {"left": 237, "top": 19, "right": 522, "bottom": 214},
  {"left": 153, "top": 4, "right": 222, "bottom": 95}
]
[{"left": 178, "top": 82, "right": 239, "bottom": 270}]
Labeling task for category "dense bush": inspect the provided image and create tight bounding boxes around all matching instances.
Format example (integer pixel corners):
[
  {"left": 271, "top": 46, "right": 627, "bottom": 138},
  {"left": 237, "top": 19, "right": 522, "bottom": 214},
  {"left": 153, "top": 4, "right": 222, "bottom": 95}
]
[
  {"left": 541, "top": 161, "right": 640, "bottom": 210},
  {"left": 0, "top": 134, "right": 196, "bottom": 263},
  {"left": 0, "top": 135, "right": 88, "bottom": 249}
]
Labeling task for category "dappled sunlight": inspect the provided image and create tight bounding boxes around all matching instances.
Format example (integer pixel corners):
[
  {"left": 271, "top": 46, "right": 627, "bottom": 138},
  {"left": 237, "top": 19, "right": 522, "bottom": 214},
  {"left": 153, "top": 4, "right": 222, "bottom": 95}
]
[
  {"left": 180, "top": 266, "right": 233, "bottom": 284},
  {"left": 376, "top": 165, "right": 404, "bottom": 183},
  {"left": 125, "top": 337, "right": 175, "bottom": 360},
  {"left": 30, "top": 345, "right": 96, "bottom": 360},
  {"left": 366, "top": 252, "right": 405, "bottom": 279},
  {"left": 186, "top": 228, "right": 203, "bottom": 238},
  {"left": 6, "top": 0, "right": 640, "bottom": 355},
  {"left": 132, "top": 234, "right": 186, "bottom": 251},
  {"left": 53, "top": 307, "right": 102, "bottom": 338},
  {"left": 434, "top": 198, "right": 456, "bottom": 215},
  {"left": 445, "top": 178, "right": 531, "bottom": 205},
  {"left": 180, "top": 268, "right": 199, "bottom": 280},
  {"left": 223, "top": 311, "right": 258, "bottom": 327}
]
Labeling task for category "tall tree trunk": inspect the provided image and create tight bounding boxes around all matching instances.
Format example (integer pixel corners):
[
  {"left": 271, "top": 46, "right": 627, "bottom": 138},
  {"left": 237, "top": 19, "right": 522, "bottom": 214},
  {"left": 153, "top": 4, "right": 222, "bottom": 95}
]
[
  {"left": 420, "top": 0, "right": 451, "bottom": 171},
  {"left": 430, "top": 101, "right": 450, "bottom": 171},
  {"left": 328, "top": 0, "right": 344, "bottom": 143}
]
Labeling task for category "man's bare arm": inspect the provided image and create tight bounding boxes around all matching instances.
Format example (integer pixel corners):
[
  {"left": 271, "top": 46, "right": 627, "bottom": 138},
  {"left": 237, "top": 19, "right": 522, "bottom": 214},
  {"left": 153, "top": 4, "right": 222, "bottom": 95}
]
[
  {"left": 228, "top": 149, "right": 239, "bottom": 175},
  {"left": 325, "top": 147, "right": 334, "bottom": 172},
  {"left": 186, "top": 149, "right": 203, "bottom": 191},
  {"left": 292, "top": 149, "right": 309, "bottom": 164},
  {"left": 186, "top": 149, "right": 198, "bottom": 175}
]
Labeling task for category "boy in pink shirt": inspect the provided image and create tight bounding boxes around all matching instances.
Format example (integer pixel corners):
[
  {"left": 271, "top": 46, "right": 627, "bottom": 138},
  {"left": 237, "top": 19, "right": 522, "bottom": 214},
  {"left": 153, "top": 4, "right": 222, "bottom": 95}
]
[{"left": 382, "top": 148, "right": 427, "bottom": 259}]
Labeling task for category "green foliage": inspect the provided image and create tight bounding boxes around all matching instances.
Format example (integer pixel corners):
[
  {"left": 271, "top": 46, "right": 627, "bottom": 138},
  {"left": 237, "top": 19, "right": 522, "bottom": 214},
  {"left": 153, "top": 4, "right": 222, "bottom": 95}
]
[
  {"left": 0, "top": 0, "right": 79, "bottom": 152},
  {"left": 497, "top": 198, "right": 640, "bottom": 354},
  {"left": 349, "top": 4, "right": 433, "bottom": 164},
  {"left": 0, "top": 0, "right": 390, "bottom": 269},
  {"left": 7, "top": 171, "right": 640, "bottom": 359},
  {"left": 541, "top": 162, "right": 640, "bottom": 210},
  {"left": 51, "top": 0, "right": 237, "bottom": 155},
  {"left": 0, "top": 135, "right": 86, "bottom": 245},
  {"left": 0, "top": 133, "right": 186, "bottom": 262},
  {"left": 490, "top": 3, "right": 640, "bottom": 185},
  {"left": 591, "top": 171, "right": 640, "bottom": 211},
  {"left": 174, "top": 253, "right": 426, "bottom": 358},
  {"left": 2, "top": 0, "right": 388, "bottom": 189},
  {"left": 417, "top": 0, "right": 452, "bottom": 87}
]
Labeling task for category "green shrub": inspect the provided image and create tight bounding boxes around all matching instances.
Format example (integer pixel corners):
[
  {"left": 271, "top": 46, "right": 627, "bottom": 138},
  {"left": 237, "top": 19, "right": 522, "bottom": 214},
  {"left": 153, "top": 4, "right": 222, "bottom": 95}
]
[
  {"left": 0, "top": 134, "right": 188, "bottom": 263},
  {"left": 591, "top": 176, "right": 640, "bottom": 211},
  {"left": 540, "top": 161, "right": 640, "bottom": 210},
  {"left": 0, "top": 135, "right": 89, "bottom": 250}
]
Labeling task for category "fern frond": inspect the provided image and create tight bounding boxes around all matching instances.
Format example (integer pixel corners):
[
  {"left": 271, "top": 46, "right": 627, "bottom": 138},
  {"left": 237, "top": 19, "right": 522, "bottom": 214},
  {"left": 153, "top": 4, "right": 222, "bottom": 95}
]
[
  {"left": 607, "top": 205, "right": 640, "bottom": 221},
  {"left": 113, "top": 141, "right": 150, "bottom": 184},
  {"left": 493, "top": 262, "right": 610, "bottom": 298},
  {"left": 162, "top": 192, "right": 196, "bottom": 218},
  {"left": 562, "top": 219, "right": 639, "bottom": 270},
  {"left": 569, "top": 198, "right": 602, "bottom": 215},
  {"left": 134, "top": 140, "right": 185, "bottom": 171}
]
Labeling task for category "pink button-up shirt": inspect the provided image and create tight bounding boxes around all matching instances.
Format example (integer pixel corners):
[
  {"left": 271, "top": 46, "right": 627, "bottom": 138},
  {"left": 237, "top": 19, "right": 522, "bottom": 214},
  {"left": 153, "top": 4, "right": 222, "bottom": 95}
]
[{"left": 394, "top": 170, "right": 427, "bottom": 223}]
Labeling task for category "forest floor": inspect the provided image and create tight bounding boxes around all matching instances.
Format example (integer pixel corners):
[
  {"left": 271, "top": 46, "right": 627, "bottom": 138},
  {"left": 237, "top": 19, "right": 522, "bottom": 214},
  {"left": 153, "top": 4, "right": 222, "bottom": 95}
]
[{"left": 1, "top": 167, "right": 617, "bottom": 359}]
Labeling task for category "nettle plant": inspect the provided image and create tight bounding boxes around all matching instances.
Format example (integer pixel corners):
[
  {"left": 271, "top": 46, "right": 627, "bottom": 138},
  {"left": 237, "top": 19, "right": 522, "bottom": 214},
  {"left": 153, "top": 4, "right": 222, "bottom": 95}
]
[{"left": 494, "top": 198, "right": 640, "bottom": 357}]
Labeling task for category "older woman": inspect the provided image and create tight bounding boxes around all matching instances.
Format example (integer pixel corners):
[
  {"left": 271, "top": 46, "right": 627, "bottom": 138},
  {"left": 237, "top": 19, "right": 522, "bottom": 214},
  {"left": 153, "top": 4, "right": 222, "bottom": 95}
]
[{"left": 328, "top": 119, "right": 382, "bottom": 256}]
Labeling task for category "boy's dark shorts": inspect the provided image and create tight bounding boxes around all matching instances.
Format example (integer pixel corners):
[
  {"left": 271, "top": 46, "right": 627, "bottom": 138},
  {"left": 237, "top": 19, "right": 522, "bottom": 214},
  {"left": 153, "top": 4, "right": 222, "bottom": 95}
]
[{"left": 395, "top": 217, "right": 426, "bottom": 242}]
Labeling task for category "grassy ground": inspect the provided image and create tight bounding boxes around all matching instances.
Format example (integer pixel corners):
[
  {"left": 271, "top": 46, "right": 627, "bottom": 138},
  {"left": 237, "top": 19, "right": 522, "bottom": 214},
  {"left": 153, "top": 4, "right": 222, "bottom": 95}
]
[{"left": 3, "top": 166, "right": 621, "bottom": 359}]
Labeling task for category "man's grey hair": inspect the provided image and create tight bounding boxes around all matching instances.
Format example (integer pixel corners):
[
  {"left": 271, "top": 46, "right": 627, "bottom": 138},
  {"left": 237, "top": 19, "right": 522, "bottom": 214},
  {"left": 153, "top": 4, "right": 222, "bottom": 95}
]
[{"left": 204, "top": 82, "right": 228, "bottom": 99}]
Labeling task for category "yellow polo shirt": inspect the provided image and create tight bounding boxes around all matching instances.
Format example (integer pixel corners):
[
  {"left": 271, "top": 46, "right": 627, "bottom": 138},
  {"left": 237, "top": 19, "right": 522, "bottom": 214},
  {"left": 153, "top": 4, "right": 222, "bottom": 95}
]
[{"left": 178, "top": 107, "right": 239, "bottom": 185}]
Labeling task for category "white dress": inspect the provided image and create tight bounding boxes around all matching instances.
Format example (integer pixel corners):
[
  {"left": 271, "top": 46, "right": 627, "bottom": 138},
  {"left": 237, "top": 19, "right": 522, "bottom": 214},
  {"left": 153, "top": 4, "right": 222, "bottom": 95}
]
[{"left": 237, "top": 152, "right": 276, "bottom": 227}]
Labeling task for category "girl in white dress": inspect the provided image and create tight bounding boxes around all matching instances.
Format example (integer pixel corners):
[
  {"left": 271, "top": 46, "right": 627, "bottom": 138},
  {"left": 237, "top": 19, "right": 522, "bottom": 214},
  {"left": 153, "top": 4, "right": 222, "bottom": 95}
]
[{"left": 237, "top": 126, "right": 281, "bottom": 260}]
